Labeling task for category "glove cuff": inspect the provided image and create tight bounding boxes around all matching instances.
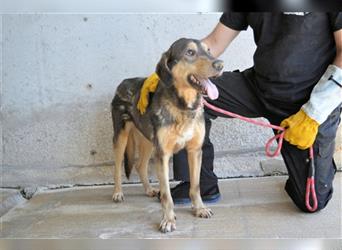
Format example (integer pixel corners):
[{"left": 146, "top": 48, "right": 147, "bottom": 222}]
[
  {"left": 328, "top": 65, "right": 342, "bottom": 86},
  {"left": 302, "top": 65, "right": 342, "bottom": 124}
]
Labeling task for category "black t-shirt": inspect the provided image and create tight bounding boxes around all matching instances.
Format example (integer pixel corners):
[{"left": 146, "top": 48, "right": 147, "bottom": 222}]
[{"left": 220, "top": 12, "right": 342, "bottom": 103}]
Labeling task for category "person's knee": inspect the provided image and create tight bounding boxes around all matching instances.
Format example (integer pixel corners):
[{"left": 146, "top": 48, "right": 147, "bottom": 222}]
[
  {"left": 314, "top": 183, "right": 334, "bottom": 212},
  {"left": 290, "top": 194, "right": 330, "bottom": 213},
  {"left": 305, "top": 195, "right": 332, "bottom": 213},
  {"left": 285, "top": 179, "right": 333, "bottom": 213},
  {"left": 296, "top": 198, "right": 331, "bottom": 213}
]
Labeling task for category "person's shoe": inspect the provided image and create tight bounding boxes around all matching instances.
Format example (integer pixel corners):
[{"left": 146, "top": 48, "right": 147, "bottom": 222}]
[
  {"left": 169, "top": 181, "right": 191, "bottom": 204},
  {"left": 201, "top": 184, "right": 221, "bottom": 204},
  {"left": 158, "top": 181, "right": 221, "bottom": 205}
]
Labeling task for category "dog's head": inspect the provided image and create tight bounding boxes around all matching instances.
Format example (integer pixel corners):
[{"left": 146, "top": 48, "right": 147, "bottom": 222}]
[{"left": 156, "top": 38, "right": 223, "bottom": 97}]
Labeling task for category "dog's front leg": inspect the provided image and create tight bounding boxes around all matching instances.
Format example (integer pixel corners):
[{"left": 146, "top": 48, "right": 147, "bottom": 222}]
[
  {"left": 187, "top": 148, "right": 213, "bottom": 218},
  {"left": 156, "top": 152, "right": 176, "bottom": 233}
]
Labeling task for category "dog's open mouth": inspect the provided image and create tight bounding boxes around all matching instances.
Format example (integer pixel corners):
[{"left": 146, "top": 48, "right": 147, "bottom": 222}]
[{"left": 188, "top": 74, "right": 219, "bottom": 100}]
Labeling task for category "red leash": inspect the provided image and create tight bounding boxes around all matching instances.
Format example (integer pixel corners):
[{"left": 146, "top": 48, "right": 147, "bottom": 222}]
[
  {"left": 202, "top": 98, "right": 318, "bottom": 212},
  {"left": 202, "top": 99, "right": 285, "bottom": 157},
  {"left": 305, "top": 147, "right": 318, "bottom": 212}
]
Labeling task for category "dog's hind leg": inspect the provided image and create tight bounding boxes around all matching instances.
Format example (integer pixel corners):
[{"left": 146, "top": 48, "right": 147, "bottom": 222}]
[
  {"left": 112, "top": 122, "right": 132, "bottom": 202},
  {"left": 135, "top": 132, "right": 158, "bottom": 197},
  {"left": 124, "top": 131, "right": 135, "bottom": 179}
]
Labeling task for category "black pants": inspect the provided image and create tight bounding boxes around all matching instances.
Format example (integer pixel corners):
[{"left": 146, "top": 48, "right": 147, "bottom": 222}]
[{"left": 173, "top": 68, "right": 340, "bottom": 212}]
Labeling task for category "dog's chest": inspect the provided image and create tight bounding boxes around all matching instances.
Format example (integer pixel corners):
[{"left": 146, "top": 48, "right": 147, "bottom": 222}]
[
  {"left": 153, "top": 101, "right": 204, "bottom": 153},
  {"left": 176, "top": 123, "right": 194, "bottom": 143},
  {"left": 170, "top": 120, "right": 197, "bottom": 153}
]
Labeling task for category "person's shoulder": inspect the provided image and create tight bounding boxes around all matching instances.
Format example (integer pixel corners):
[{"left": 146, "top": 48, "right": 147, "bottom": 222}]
[
  {"left": 219, "top": 12, "right": 249, "bottom": 31},
  {"left": 327, "top": 12, "right": 342, "bottom": 32}
]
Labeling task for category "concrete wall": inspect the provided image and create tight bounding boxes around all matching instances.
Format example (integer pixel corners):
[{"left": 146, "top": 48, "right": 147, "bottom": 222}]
[{"left": 1, "top": 14, "right": 340, "bottom": 188}]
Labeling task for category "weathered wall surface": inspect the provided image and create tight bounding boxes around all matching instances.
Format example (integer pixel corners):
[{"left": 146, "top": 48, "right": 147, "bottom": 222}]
[{"left": 1, "top": 14, "right": 340, "bottom": 188}]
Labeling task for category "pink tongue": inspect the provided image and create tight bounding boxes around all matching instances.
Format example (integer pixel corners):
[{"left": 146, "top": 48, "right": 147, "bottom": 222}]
[{"left": 202, "top": 79, "right": 219, "bottom": 100}]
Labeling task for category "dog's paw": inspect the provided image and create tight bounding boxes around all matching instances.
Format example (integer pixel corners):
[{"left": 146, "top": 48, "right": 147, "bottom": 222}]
[
  {"left": 146, "top": 187, "right": 159, "bottom": 197},
  {"left": 112, "top": 192, "right": 124, "bottom": 202},
  {"left": 195, "top": 207, "right": 213, "bottom": 218},
  {"left": 159, "top": 216, "right": 176, "bottom": 233}
]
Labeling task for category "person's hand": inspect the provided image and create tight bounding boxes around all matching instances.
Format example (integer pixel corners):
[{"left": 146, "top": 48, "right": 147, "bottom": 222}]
[
  {"left": 137, "top": 73, "right": 160, "bottom": 114},
  {"left": 280, "top": 109, "right": 319, "bottom": 150}
]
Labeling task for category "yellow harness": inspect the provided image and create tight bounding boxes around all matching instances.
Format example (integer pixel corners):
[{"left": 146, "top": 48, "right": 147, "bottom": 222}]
[{"left": 137, "top": 72, "right": 160, "bottom": 114}]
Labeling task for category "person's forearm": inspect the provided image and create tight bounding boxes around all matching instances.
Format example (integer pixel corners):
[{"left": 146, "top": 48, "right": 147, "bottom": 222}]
[
  {"left": 333, "top": 52, "right": 342, "bottom": 69},
  {"left": 201, "top": 23, "right": 240, "bottom": 58},
  {"left": 201, "top": 36, "right": 227, "bottom": 58},
  {"left": 333, "top": 30, "right": 342, "bottom": 69}
]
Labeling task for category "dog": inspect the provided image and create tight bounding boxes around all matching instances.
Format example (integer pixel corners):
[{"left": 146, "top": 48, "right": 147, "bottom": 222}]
[{"left": 111, "top": 38, "right": 223, "bottom": 233}]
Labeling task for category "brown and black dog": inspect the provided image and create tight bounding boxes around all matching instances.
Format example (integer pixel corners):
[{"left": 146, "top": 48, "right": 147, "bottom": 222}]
[{"left": 111, "top": 38, "right": 223, "bottom": 233}]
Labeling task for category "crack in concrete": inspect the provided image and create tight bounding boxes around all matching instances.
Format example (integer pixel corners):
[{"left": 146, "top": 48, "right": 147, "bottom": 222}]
[
  {"left": 1, "top": 174, "right": 289, "bottom": 194},
  {"left": 1, "top": 186, "right": 36, "bottom": 200},
  {"left": 2, "top": 171, "right": 339, "bottom": 194},
  {"left": 19, "top": 187, "right": 37, "bottom": 200}
]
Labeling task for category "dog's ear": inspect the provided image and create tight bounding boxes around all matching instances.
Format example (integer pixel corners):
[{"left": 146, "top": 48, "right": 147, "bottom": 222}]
[{"left": 156, "top": 50, "right": 173, "bottom": 85}]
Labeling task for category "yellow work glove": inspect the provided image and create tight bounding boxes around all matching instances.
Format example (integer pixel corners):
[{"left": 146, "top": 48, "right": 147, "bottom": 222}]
[
  {"left": 137, "top": 72, "right": 160, "bottom": 114},
  {"left": 280, "top": 109, "right": 319, "bottom": 150}
]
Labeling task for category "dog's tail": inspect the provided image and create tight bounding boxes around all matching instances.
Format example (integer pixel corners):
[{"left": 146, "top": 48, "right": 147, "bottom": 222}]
[{"left": 124, "top": 131, "right": 135, "bottom": 179}]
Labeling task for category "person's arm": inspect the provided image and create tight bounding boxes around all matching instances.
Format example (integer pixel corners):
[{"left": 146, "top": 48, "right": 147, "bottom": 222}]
[
  {"left": 281, "top": 29, "right": 342, "bottom": 149},
  {"left": 333, "top": 29, "right": 342, "bottom": 68},
  {"left": 300, "top": 29, "right": 342, "bottom": 125},
  {"left": 201, "top": 22, "right": 241, "bottom": 58}
]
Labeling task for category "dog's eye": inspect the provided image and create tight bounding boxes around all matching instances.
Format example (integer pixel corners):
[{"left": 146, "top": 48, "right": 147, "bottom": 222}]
[{"left": 186, "top": 49, "right": 195, "bottom": 56}]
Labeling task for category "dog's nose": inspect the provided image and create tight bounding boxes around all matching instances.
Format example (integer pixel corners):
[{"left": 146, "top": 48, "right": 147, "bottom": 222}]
[{"left": 212, "top": 60, "right": 224, "bottom": 71}]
